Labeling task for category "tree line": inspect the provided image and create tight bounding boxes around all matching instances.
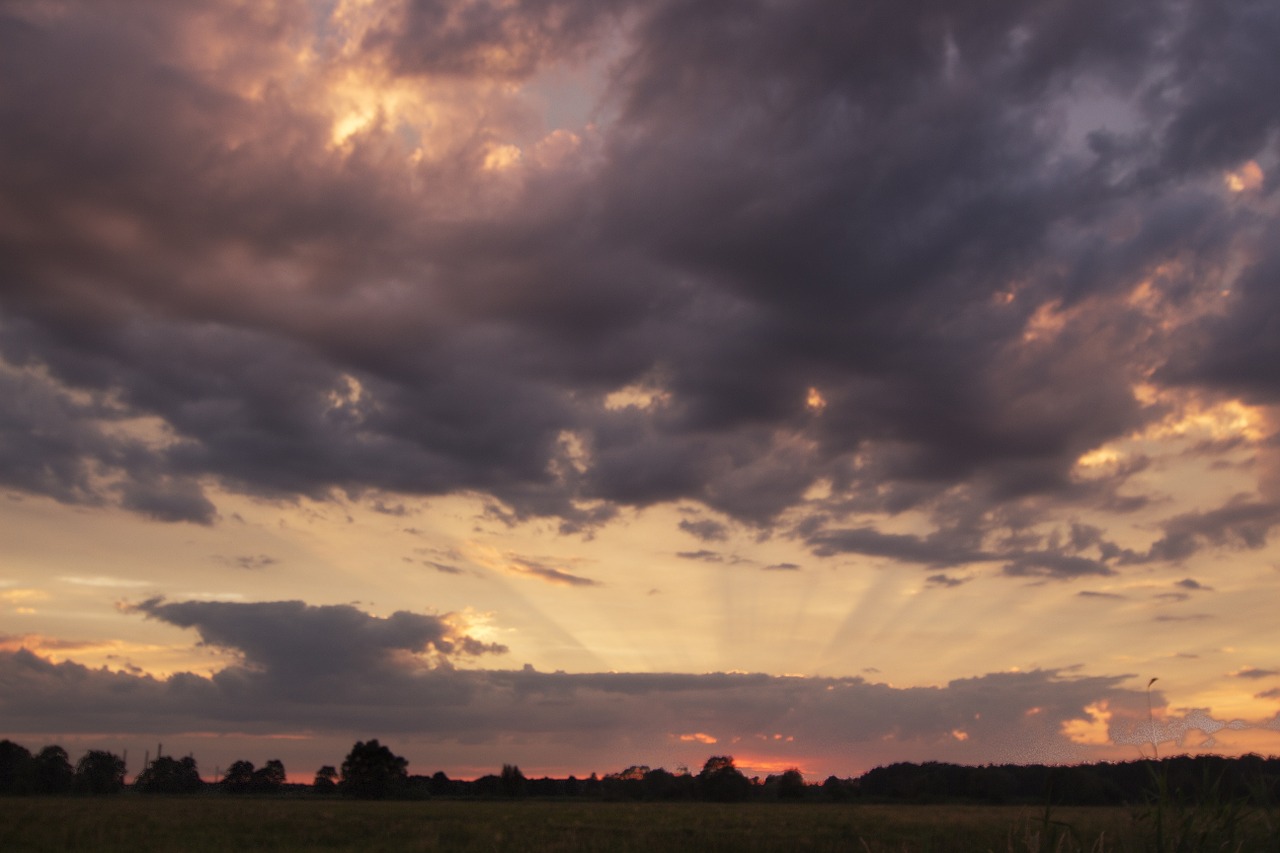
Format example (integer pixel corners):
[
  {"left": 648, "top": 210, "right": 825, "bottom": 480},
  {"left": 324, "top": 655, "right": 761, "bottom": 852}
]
[{"left": 3, "top": 737, "right": 1279, "bottom": 806}]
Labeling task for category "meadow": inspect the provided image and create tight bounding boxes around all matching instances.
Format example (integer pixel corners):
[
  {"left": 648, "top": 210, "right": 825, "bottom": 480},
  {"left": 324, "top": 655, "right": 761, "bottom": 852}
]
[{"left": 3, "top": 797, "right": 1278, "bottom": 853}]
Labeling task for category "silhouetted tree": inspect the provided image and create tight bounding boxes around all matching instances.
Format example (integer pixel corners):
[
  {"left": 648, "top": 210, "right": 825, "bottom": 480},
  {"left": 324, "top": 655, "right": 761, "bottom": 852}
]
[
  {"left": 771, "top": 768, "right": 806, "bottom": 800},
  {"left": 500, "top": 763, "right": 527, "bottom": 798},
  {"left": 697, "top": 755, "right": 751, "bottom": 802},
  {"left": 340, "top": 740, "right": 407, "bottom": 799},
  {"left": 30, "top": 745, "right": 74, "bottom": 794},
  {"left": 74, "top": 750, "right": 127, "bottom": 794},
  {"left": 645, "top": 767, "right": 695, "bottom": 801},
  {"left": 135, "top": 755, "right": 202, "bottom": 794},
  {"left": 822, "top": 775, "right": 857, "bottom": 801},
  {"left": 313, "top": 765, "right": 338, "bottom": 793},
  {"left": 222, "top": 760, "right": 257, "bottom": 793},
  {"left": 0, "top": 740, "right": 33, "bottom": 794},
  {"left": 252, "top": 759, "right": 286, "bottom": 793}
]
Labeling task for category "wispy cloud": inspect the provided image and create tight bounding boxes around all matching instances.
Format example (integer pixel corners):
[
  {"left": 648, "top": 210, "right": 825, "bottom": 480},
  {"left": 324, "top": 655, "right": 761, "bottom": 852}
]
[
  {"left": 58, "top": 576, "right": 151, "bottom": 589},
  {"left": 507, "top": 558, "right": 600, "bottom": 587}
]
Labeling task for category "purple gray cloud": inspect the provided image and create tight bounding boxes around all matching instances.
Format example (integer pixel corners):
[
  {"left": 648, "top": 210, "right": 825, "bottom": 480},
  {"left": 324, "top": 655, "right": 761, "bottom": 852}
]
[
  {"left": 0, "top": 0, "right": 1278, "bottom": 570},
  {"left": 0, "top": 598, "right": 1166, "bottom": 772}
]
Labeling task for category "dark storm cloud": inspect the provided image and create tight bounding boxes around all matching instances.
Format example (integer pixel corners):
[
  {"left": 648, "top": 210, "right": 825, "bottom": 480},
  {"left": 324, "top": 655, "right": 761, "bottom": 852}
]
[
  {"left": 366, "top": 0, "right": 632, "bottom": 79},
  {"left": 0, "top": 602, "right": 1166, "bottom": 768},
  {"left": 1152, "top": 4, "right": 1280, "bottom": 405},
  {"left": 2, "top": 0, "right": 1278, "bottom": 568},
  {"left": 118, "top": 476, "right": 218, "bottom": 525},
  {"left": 127, "top": 598, "right": 506, "bottom": 690},
  {"left": 0, "top": 367, "right": 116, "bottom": 506},
  {"left": 1167, "top": 241, "right": 1280, "bottom": 404},
  {"left": 1156, "top": 0, "right": 1280, "bottom": 177}
]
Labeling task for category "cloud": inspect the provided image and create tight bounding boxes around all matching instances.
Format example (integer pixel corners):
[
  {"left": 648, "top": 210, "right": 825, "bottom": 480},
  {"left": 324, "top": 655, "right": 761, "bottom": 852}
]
[
  {"left": 368, "top": 0, "right": 636, "bottom": 82},
  {"left": 6, "top": 595, "right": 1273, "bottom": 775},
  {"left": 125, "top": 598, "right": 506, "bottom": 690},
  {"left": 0, "top": 0, "right": 1277, "bottom": 575},
  {"left": 1142, "top": 498, "right": 1280, "bottom": 563},
  {"left": 925, "top": 574, "right": 968, "bottom": 588},
  {"left": 676, "top": 550, "right": 724, "bottom": 563},
  {"left": 420, "top": 560, "right": 466, "bottom": 575},
  {"left": 804, "top": 522, "right": 1121, "bottom": 579},
  {"left": 505, "top": 558, "right": 600, "bottom": 587},
  {"left": 805, "top": 527, "right": 985, "bottom": 566},
  {"left": 215, "top": 555, "right": 279, "bottom": 571},
  {"left": 1232, "top": 667, "right": 1279, "bottom": 680},
  {"left": 57, "top": 576, "right": 151, "bottom": 589},
  {"left": 1003, "top": 552, "right": 1115, "bottom": 579},
  {"left": 678, "top": 518, "right": 729, "bottom": 542},
  {"left": 0, "top": 639, "right": 1163, "bottom": 771}
]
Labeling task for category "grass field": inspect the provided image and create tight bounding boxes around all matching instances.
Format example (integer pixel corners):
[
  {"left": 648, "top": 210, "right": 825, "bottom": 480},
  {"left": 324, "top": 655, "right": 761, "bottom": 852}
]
[{"left": 2, "top": 797, "right": 1277, "bottom": 852}]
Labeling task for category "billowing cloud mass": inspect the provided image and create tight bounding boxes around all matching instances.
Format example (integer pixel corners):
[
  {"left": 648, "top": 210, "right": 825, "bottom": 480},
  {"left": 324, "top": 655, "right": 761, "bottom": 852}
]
[
  {"left": 2, "top": 0, "right": 1276, "bottom": 545},
  {"left": 128, "top": 598, "right": 508, "bottom": 673},
  {"left": 2, "top": 0, "right": 1280, "bottom": 775}
]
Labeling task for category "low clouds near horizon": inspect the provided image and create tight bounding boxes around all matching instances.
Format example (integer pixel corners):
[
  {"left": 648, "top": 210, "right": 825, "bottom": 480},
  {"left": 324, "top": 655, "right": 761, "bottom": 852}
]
[{"left": 4, "top": 597, "right": 1257, "bottom": 775}]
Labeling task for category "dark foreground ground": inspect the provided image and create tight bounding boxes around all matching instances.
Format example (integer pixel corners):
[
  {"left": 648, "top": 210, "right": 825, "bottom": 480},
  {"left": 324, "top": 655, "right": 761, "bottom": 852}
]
[{"left": 2, "top": 797, "right": 1278, "bottom": 852}]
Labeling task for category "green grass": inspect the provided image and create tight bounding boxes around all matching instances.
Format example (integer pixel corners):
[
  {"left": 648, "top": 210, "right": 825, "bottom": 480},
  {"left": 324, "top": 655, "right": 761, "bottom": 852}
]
[{"left": 1, "top": 797, "right": 1277, "bottom": 852}]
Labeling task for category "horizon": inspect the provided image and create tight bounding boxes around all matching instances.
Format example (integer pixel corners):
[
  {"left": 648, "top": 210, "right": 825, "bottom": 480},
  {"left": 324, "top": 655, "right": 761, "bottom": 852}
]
[
  {"left": 7, "top": 733, "right": 1269, "bottom": 790},
  {"left": 3, "top": 0, "right": 1280, "bottom": 783}
]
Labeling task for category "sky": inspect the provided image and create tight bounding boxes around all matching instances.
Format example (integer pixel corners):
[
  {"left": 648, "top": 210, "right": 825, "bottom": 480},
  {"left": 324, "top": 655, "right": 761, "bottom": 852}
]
[{"left": 2, "top": 0, "right": 1280, "bottom": 784}]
